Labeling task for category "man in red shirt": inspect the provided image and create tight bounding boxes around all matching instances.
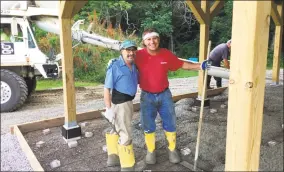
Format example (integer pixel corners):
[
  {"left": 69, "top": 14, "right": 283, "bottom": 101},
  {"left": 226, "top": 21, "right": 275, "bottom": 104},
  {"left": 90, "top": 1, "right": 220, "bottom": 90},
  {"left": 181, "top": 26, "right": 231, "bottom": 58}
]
[{"left": 135, "top": 28, "right": 210, "bottom": 164}]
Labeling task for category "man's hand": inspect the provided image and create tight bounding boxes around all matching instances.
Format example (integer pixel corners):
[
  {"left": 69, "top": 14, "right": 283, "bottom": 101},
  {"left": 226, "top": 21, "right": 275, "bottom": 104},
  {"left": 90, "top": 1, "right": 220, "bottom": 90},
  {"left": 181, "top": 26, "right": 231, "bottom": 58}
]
[
  {"left": 103, "top": 108, "right": 115, "bottom": 123},
  {"left": 200, "top": 60, "right": 211, "bottom": 70}
]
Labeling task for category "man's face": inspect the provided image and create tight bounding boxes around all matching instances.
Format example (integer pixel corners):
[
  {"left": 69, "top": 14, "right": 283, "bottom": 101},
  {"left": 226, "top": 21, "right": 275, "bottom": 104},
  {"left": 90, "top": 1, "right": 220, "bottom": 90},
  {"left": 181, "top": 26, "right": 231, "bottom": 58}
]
[
  {"left": 143, "top": 36, "right": 160, "bottom": 51},
  {"left": 227, "top": 42, "right": 231, "bottom": 49},
  {"left": 3, "top": 27, "right": 10, "bottom": 35},
  {"left": 121, "top": 47, "right": 137, "bottom": 63}
]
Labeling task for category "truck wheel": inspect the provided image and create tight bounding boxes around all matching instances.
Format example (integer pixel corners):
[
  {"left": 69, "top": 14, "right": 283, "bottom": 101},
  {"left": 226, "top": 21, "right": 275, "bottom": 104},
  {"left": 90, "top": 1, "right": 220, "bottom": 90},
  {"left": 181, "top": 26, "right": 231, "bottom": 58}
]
[
  {"left": 1, "top": 69, "right": 28, "bottom": 112},
  {"left": 25, "top": 77, "right": 37, "bottom": 96}
]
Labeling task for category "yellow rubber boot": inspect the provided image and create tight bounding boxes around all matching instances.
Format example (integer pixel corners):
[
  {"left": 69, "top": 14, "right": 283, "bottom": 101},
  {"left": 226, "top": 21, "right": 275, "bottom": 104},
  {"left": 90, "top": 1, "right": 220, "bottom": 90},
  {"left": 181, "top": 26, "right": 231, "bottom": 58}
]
[
  {"left": 106, "top": 133, "right": 120, "bottom": 167},
  {"left": 118, "top": 144, "right": 135, "bottom": 171},
  {"left": 144, "top": 132, "right": 156, "bottom": 164},
  {"left": 165, "top": 131, "right": 181, "bottom": 163}
]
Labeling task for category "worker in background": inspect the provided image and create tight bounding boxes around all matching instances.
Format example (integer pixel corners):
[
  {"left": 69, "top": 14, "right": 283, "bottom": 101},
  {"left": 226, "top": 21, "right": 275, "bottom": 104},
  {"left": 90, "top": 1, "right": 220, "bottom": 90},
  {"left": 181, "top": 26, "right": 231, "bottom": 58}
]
[
  {"left": 135, "top": 28, "right": 210, "bottom": 165},
  {"left": 207, "top": 40, "right": 231, "bottom": 89},
  {"left": 1, "top": 26, "right": 12, "bottom": 42},
  {"left": 103, "top": 40, "right": 138, "bottom": 171}
]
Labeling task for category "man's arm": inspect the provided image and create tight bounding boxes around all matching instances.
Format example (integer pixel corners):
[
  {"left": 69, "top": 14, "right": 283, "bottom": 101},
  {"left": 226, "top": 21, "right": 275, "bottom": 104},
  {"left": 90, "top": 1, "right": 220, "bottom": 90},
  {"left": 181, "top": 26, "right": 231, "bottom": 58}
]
[
  {"left": 181, "top": 61, "right": 201, "bottom": 70},
  {"left": 104, "top": 88, "right": 112, "bottom": 109},
  {"left": 223, "top": 59, "right": 230, "bottom": 69}
]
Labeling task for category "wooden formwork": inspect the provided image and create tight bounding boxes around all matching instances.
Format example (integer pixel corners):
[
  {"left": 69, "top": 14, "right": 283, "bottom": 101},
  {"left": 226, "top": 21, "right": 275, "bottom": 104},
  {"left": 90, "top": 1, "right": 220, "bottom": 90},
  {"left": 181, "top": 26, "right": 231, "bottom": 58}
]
[{"left": 10, "top": 87, "right": 226, "bottom": 171}]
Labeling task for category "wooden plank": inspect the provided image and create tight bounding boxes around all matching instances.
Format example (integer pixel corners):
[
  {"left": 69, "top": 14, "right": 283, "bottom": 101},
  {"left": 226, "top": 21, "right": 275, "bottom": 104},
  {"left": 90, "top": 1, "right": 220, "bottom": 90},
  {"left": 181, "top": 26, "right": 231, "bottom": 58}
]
[
  {"left": 14, "top": 110, "right": 104, "bottom": 134},
  {"left": 59, "top": 7, "right": 77, "bottom": 127},
  {"left": 210, "top": 0, "right": 225, "bottom": 21},
  {"left": 197, "top": 1, "right": 210, "bottom": 98},
  {"left": 186, "top": 1, "right": 207, "bottom": 24},
  {"left": 173, "top": 86, "right": 226, "bottom": 102},
  {"left": 12, "top": 88, "right": 227, "bottom": 134},
  {"left": 272, "top": 2, "right": 283, "bottom": 84},
  {"left": 271, "top": 1, "right": 283, "bottom": 26},
  {"left": 13, "top": 126, "right": 44, "bottom": 171},
  {"left": 225, "top": 1, "right": 271, "bottom": 171}
]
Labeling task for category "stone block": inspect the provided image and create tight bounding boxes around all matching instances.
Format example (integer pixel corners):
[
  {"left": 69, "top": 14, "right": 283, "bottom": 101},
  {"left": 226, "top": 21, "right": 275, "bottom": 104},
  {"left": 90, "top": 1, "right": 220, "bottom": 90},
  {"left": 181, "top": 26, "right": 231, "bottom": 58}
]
[
  {"left": 36, "top": 141, "right": 45, "bottom": 148},
  {"left": 42, "top": 129, "right": 50, "bottom": 135},
  {"left": 85, "top": 132, "right": 93, "bottom": 138},
  {"left": 67, "top": 140, "right": 78, "bottom": 148},
  {"left": 50, "top": 159, "right": 61, "bottom": 169},
  {"left": 210, "top": 109, "right": 217, "bottom": 113}
]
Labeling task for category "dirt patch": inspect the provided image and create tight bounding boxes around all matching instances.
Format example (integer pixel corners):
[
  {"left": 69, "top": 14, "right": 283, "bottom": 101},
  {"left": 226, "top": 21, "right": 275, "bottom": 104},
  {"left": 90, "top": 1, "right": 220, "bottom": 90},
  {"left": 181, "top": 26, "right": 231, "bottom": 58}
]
[
  {"left": 23, "top": 85, "right": 283, "bottom": 171},
  {"left": 25, "top": 86, "right": 104, "bottom": 109}
]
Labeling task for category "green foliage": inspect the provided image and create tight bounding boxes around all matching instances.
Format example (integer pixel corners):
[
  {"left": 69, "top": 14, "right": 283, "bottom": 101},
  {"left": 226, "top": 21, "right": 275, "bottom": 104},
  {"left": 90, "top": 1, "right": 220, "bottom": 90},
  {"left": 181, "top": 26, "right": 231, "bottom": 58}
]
[
  {"left": 74, "top": 0, "right": 132, "bottom": 24},
  {"left": 210, "top": 0, "right": 232, "bottom": 47},
  {"left": 266, "top": 49, "right": 284, "bottom": 69},
  {"left": 33, "top": 0, "right": 280, "bottom": 86},
  {"left": 175, "top": 38, "right": 200, "bottom": 59},
  {"left": 140, "top": 1, "right": 173, "bottom": 36}
]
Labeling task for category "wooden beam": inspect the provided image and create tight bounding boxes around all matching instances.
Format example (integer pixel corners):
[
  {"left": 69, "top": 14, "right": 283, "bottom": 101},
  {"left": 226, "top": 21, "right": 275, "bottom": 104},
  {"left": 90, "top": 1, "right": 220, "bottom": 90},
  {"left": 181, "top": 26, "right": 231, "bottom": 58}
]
[
  {"left": 271, "top": 1, "right": 283, "bottom": 25},
  {"left": 186, "top": 1, "right": 207, "bottom": 24},
  {"left": 59, "top": 0, "right": 75, "bottom": 18},
  {"left": 13, "top": 126, "right": 44, "bottom": 171},
  {"left": 59, "top": 1, "right": 77, "bottom": 128},
  {"left": 272, "top": 2, "right": 283, "bottom": 83},
  {"left": 197, "top": 1, "right": 210, "bottom": 98},
  {"left": 59, "top": 1, "right": 87, "bottom": 19},
  {"left": 210, "top": 0, "right": 225, "bottom": 21},
  {"left": 225, "top": 1, "right": 271, "bottom": 171},
  {"left": 71, "top": 1, "right": 88, "bottom": 18},
  {"left": 11, "top": 88, "right": 227, "bottom": 134}
]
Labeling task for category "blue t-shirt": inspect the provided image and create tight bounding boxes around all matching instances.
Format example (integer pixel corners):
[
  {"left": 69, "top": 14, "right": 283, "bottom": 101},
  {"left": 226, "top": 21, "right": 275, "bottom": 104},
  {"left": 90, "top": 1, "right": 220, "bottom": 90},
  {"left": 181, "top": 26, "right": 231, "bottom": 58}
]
[{"left": 104, "top": 56, "right": 138, "bottom": 96}]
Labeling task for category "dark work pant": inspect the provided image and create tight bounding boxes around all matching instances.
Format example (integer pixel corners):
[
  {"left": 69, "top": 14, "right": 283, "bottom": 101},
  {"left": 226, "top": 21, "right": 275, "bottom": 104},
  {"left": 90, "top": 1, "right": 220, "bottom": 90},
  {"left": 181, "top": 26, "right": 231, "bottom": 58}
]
[{"left": 207, "top": 60, "right": 222, "bottom": 88}]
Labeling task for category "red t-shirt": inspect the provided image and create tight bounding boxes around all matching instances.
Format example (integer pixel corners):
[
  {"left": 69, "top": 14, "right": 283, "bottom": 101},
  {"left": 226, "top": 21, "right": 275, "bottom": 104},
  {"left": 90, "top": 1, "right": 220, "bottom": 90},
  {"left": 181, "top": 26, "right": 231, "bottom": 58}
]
[{"left": 135, "top": 48, "right": 184, "bottom": 93}]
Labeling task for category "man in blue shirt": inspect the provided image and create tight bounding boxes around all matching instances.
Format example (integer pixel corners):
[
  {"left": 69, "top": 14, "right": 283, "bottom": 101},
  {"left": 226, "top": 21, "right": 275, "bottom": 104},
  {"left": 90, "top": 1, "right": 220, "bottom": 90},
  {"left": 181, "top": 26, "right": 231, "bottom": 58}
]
[{"left": 103, "top": 40, "right": 138, "bottom": 171}]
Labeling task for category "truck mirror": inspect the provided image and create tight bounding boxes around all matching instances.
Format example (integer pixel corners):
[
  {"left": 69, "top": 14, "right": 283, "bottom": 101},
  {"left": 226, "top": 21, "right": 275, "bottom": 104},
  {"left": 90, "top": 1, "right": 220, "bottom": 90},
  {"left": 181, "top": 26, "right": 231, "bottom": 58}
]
[{"left": 11, "top": 18, "right": 18, "bottom": 36}]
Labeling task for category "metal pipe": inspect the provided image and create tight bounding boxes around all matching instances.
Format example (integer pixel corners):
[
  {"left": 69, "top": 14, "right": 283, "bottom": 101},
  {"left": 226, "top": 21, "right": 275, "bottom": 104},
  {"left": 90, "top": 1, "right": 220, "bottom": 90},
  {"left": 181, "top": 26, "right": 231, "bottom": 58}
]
[
  {"left": 179, "top": 59, "right": 230, "bottom": 79},
  {"left": 207, "top": 66, "right": 230, "bottom": 79}
]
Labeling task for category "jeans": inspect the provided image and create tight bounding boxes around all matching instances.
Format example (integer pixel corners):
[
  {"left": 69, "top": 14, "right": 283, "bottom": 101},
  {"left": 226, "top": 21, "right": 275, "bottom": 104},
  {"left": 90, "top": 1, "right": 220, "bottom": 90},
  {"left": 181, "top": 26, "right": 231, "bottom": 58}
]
[
  {"left": 140, "top": 88, "right": 176, "bottom": 133},
  {"left": 207, "top": 60, "right": 222, "bottom": 87}
]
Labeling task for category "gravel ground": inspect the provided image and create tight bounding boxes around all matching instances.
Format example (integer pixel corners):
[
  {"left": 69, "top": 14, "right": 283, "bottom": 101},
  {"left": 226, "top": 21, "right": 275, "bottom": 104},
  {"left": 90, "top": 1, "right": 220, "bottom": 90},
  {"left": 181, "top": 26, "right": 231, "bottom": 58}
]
[{"left": 1, "top": 69, "right": 282, "bottom": 171}]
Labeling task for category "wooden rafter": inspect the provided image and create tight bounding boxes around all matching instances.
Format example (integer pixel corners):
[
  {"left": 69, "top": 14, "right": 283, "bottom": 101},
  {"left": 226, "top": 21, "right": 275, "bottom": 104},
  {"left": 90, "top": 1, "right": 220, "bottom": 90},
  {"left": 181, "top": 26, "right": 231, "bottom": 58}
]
[
  {"left": 59, "top": 0, "right": 87, "bottom": 19},
  {"left": 186, "top": 1, "right": 207, "bottom": 24},
  {"left": 72, "top": 1, "right": 88, "bottom": 18},
  {"left": 210, "top": 0, "right": 224, "bottom": 21},
  {"left": 271, "top": 1, "right": 283, "bottom": 25}
]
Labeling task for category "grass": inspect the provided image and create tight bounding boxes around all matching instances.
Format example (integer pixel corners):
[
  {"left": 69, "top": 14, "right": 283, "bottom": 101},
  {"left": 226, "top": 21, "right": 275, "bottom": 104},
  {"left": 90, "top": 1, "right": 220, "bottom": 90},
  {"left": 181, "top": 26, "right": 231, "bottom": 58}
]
[
  {"left": 36, "top": 71, "right": 198, "bottom": 91},
  {"left": 168, "top": 69, "right": 198, "bottom": 79},
  {"left": 36, "top": 79, "right": 100, "bottom": 91}
]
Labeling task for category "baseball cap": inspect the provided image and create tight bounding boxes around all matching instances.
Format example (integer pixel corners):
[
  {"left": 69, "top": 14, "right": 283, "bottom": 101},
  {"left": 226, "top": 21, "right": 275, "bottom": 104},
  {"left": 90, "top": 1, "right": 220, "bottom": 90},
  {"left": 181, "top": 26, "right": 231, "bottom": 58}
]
[{"left": 119, "top": 40, "right": 137, "bottom": 50}]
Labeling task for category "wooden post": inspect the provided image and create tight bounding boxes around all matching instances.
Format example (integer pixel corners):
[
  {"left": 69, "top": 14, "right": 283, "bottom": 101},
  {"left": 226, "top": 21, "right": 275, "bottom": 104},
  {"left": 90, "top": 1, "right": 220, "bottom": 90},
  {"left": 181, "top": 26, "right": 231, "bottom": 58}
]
[
  {"left": 197, "top": 1, "right": 210, "bottom": 100},
  {"left": 186, "top": 0, "right": 224, "bottom": 106},
  {"left": 225, "top": 1, "right": 271, "bottom": 171},
  {"left": 58, "top": 0, "right": 87, "bottom": 141},
  {"left": 272, "top": 2, "right": 283, "bottom": 84}
]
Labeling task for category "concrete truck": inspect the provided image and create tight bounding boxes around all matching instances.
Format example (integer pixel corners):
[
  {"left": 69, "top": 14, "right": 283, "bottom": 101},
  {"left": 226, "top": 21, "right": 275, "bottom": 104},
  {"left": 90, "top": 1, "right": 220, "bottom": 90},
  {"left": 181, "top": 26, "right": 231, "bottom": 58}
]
[
  {"left": 0, "top": 1, "right": 121, "bottom": 112},
  {"left": 0, "top": 1, "right": 229, "bottom": 113}
]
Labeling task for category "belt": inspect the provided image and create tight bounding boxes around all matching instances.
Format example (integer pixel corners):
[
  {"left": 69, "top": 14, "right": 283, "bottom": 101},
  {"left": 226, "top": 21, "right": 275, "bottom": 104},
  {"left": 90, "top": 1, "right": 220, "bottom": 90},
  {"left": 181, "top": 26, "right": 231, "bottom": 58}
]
[{"left": 142, "top": 87, "right": 168, "bottom": 94}]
